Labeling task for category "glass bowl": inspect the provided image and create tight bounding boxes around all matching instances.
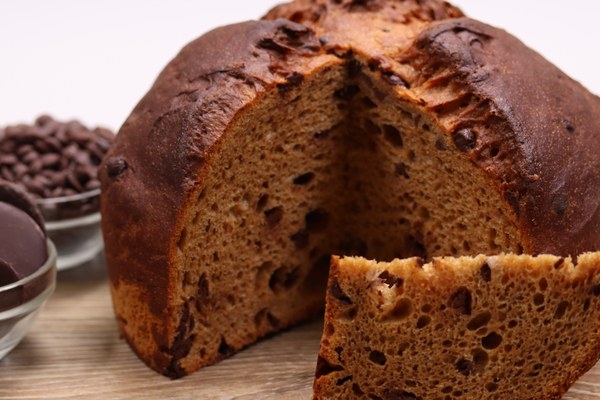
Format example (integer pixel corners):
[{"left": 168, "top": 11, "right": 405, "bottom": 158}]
[
  {"left": 35, "top": 189, "right": 103, "bottom": 271},
  {"left": 0, "top": 240, "right": 57, "bottom": 360}
]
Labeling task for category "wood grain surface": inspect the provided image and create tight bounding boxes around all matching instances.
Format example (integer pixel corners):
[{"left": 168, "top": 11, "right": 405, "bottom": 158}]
[{"left": 0, "top": 254, "right": 598, "bottom": 400}]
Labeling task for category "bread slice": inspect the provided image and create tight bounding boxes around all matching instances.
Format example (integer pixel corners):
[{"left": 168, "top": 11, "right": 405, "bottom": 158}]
[
  {"left": 315, "top": 254, "right": 600, "bottom": 400},
  {"left": 100, "top": 0, "right": 600, "bottom": 378}
]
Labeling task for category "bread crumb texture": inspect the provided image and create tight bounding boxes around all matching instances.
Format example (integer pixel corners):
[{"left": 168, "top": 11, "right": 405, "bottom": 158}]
[{"left": 314, "top": 254, "right": 600, "bottom": 399}]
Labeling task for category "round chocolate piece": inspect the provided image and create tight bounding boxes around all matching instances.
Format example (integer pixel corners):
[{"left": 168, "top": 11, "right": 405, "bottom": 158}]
[{"left": 0, "top": 181, "right": 47, "bottom": 286}]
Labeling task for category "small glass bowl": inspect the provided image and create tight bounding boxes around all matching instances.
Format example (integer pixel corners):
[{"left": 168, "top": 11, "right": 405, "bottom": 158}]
[
  {"left": 35, "top": 189, "right": 103, "bottom": 271},
  {"left": 0, "top": 240, "right": 57, "bottom": 360}
]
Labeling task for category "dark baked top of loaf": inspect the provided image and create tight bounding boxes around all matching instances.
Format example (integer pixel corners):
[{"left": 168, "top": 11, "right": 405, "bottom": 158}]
[
  {"left": 100, "top": 0, "right": 600, "bottom": 316},
  {"left": 100, "top": 18, "right": 334, "bottom": 314},
  {"left": 265, "top": 0, "right": 600, "bottom": 255}
]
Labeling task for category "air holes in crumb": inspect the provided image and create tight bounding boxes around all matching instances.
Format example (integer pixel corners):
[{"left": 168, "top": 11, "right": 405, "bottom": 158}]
[
  {"left": 305, "top": 208, "right": 330, "bottom": 232},
  {"left": 416, "top": 315, "right": 431, "bottom": 329},
  {"left": 554, "top": 301, "right": 570, "bottom": 319},
  {"left": 482, "top": 332, "right": 503, "bottom": 350},
  {"left": 369, "top": 350, "right": 387, "bottom": 365},
  {"left": 408, "top": 150, "right": 416, "bottom": 162},
  {"left": 365, "top": 119, "right": 382, "bottom": 135},
  {"left": 533, "top": 293, "right": 545, "bottom": 306},
  {"left": 254, "top": 309, "right": 280, "bottom": 328},
  {"left": 394, "top": 162, "right": 409, "bottom": 178},
  {"left": 583, "top": 298, "right": 591, "bottom": 312},
  {"left": 435, "top": 138, "right": 447, "bottom": 151},
  {"left": 450, "top": 288, "right": 472, "bottom": 315},
  {"left": 352, "top": 384, "right": 364, "bottom": 396},
  {"left": 480, "top": 263, "right": 491, "bottom": 282},
  {"left": 362, "top": 97, "right": 377, "bottom": 108},
  {"left": 467, "top": 311, "right": 491, "bottom": 331},
  {"left": 398, "top": 342, "right": 410, "bottom": 355},
  {"left": 485, "top": 382, "right": 498, "bottom": 392},
  {"left": 336, "top": 375, "right": 352, "bottom": 386},
  {"left": 385, "top": 298, "right": 412, "bottom": 321},
  {"left": 330, "top": 279, "right": 352, "bottom": 304},
  {"left": 255, "top": 261, "right": 273, "bottom": 288},
  {"left": 264, "top": 206, "right": 283, "bottom": 228},
  {"left": 314, "top": 130, "right": 330, "bottom": 139},
  {"left": 177, "top": 229, "right": 188, "bottom": 251},
  {"left": 489, "top": 145, "right": 500, "bottom": 158},
  {"left": 378, "top": 270, "right": 403, "bottom": 288},
  {"left": 315, "top": 356, "right": 344, "bottom": 378},
  {"left": 256, "top": 194, "right": 268, "bottom": 211},
  {"left": 218, "top": 337, "right": 234, "bottom": 357},
  {"left": 269, "top": 266, "right": 300, "bottom": 293},
  {"left": 293, "top": 172, "right": 315, "bottom": 185},
  {"left": 290, "top": 229, "right": 309, "bottom": 249},
  {"left": 472, "top": 348, "right": 489, "bottom": 370},
  {"left": 383, "top": 125, "right": 403, "bottom": 148},
  {"left": 455, "top": 359, "right": 475, "bottom": 376}
]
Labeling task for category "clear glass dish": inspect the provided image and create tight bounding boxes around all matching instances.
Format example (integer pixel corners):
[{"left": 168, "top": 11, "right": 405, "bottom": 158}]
[
  {"left": 35, "top": 189, "right": 103, "bottom": 271},
  {"left": 0, "top": 240, "right": 57, "bottom": 360}
]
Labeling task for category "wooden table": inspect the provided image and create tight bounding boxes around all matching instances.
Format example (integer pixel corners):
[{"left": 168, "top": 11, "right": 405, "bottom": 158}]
[{"left": 0, "top": 255, "right": 598, "bottom": 400}]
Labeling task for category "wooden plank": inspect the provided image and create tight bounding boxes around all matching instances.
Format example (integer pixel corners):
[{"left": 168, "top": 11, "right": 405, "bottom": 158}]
[{"left": 0, "top": 255, "right": 598, "bottom": 399}]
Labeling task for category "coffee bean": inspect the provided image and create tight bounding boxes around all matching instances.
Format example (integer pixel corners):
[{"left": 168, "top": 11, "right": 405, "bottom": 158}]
[
  {"left": 0, "top": 154, "right": 18, "bottom": 166},
  {"left": 0, "top": 140, "right": 16, "bottom": 153},
  {"left": 73, "top": 151, "right": 91, "bottom": 166},
  {"left": 29, "top": 159, "right": 43, "bottom": 174},
  {"left": 49, "top": 170, "right": 66, "bottom": 187},
  {"left": 13, "top": 163, "right": 28, "bottom": 179},
  {"left": 66, "top": 172, "right": 83, "bottom": 192},
  {"left": 40, "top": 153, "right": 60, "bottom": 168},
  {"left": 86, "top": 141, "right": 105, "bottom": 163},
  {"left": 0, "top": 116, "right": 115, "bottom": 210},
  {"left": 85, "top": 179, "right": 101, "bottom": 190},
  {"left": 16, "top": 144, "right": 34, "bottom": 158},
  {"left": 22, "top": 150, "right": 39, "bottom": 165},
  {"left": 1, "top": 167, "right": 14, "bottom": 181},
  {"left": 63, "top": 143, "right": 79, "bottom": 159},
  {"left": 67, "top": 127, "right": 92, "bottom": 144},
  {"left": 35, "top": 115, "right": 53, "bottom": 126},
  {"left": 94, "top": 128, "right": 114, "bottom": 141}
]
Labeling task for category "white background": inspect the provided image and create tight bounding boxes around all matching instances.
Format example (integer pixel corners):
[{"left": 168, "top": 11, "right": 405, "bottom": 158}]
[{"left": 1, "top": 0, "right": 599, "bottom": 131}]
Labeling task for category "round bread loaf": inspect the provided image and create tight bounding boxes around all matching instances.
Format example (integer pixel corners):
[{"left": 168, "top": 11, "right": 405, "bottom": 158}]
[{"left": 99, "top": 0, "right": 600, "bottom": 381}]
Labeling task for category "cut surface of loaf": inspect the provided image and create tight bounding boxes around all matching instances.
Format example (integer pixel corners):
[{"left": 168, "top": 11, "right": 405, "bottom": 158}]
[
  {"left": 316, "top": 254, "right": 600, "bottom": 400},
  {"left": 99, "top": 0, "right": 600, "bottom": 378}
]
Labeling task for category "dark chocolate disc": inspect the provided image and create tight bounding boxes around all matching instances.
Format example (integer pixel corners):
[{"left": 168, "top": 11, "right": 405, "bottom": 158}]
[{"left": 0, "top": 180, "right": 46, "bottom": 235}]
